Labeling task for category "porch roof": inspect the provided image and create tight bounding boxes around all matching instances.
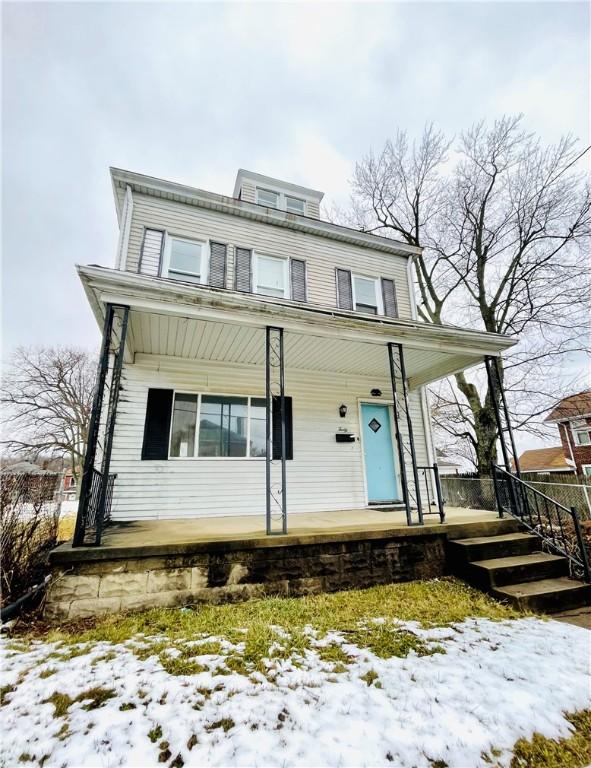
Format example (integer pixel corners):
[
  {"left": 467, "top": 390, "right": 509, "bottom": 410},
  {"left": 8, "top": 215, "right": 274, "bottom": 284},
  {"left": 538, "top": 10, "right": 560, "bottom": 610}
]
[{"left": 78, "top": 265, "right": 516, "bottom": 390}]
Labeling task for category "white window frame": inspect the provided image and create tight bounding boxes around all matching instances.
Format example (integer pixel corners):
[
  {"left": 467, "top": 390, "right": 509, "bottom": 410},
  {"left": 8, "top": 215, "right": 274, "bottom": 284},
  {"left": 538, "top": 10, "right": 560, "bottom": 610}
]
[
  {"left": 256, "top": 187, "right": 308, "bottom": 216},
  {"left": 582, "top": 464, "right": 591, "bottom": 477},
  {"left": 255, "top": 187, "right": 280, "bottom": 209},
  {"left": 573, "top": 428, "right": 591, "bottom": 446},
  {"left": 168, "top": 391, "right": 267, "bottom": 460},
  {"left": 285, "top": 195, "right": 306, "bottom": 215},
  {"left": 351, "top": 273, "right": 383, "bottom": 315},
  {"left": 163, "top": 234, "right": 209, "bottom": 284},
  {"left": 252, "top": 252, "right": 290, "bottom": 299}
]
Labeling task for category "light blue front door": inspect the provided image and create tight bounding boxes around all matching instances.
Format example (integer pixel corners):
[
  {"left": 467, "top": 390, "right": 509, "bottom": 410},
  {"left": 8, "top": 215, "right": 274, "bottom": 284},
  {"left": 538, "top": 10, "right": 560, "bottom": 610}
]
[{"left": 361, "top": 403, "right": 399, "bottom": 503}]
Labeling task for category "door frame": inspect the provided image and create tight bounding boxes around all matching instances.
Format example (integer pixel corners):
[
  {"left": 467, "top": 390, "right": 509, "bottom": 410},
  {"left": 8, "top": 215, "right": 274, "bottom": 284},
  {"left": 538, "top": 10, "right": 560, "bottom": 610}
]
[{"left": 357, "top": 398, "right": 402, "bottom": 506}]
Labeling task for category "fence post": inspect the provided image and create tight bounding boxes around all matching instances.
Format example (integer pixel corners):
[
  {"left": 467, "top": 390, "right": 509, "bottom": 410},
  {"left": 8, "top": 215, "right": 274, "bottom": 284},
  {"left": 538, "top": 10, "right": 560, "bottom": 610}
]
[{"left": 571, "top": 507, "right": 591, "bottom": 583}]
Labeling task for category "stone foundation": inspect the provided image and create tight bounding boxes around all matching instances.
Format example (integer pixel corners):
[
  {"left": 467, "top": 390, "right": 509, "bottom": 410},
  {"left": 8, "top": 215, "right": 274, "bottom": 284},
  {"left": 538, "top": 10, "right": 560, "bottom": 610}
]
[{"left": 46, "top": 531, "right": 447, "bottom": 620}]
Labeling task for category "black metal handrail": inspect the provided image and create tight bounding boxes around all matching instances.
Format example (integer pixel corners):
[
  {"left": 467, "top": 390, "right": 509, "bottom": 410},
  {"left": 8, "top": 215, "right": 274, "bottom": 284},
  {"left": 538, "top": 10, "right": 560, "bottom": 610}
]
[
  {"left": 492, "top": 465, "right": 590, "bottom": 582},
  {"left": 416, "top": 464, "right": 445, "bottom": 523},
  {"left": 79, "top": 469, "right": 116, "bottom": 546}
]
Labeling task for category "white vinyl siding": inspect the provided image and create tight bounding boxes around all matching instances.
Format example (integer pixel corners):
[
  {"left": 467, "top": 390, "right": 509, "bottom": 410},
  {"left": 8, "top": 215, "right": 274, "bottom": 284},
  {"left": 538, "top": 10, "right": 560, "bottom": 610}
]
[
  {"left": 125, "top": 194, "right": 413, "bottom": 319},
  {"left": 108, "top": 355, "right": 430, "bottom": 520}
]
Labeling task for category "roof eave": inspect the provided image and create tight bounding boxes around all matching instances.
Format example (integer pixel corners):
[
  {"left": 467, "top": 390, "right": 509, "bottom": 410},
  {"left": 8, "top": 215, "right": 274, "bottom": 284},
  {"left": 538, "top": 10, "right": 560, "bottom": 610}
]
[
  {"left": 76, "top": 264, "right": 517, "bottom": 358},
  {"left": 109, "top": 167, "right": 420, "bottom": 258}
]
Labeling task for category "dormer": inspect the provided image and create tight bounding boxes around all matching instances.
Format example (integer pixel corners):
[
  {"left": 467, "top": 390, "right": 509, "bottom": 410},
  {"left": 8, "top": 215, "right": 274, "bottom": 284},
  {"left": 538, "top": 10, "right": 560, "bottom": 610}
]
[{"left": 233, "top": 169, "right": 324, "bottom": 220}]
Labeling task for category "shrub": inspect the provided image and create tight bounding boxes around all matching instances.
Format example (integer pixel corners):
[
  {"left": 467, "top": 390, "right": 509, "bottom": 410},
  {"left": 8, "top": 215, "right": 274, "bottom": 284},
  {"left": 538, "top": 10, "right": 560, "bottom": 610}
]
[{"left": 1, "top": 472, "right": 61, "bottom": 607}]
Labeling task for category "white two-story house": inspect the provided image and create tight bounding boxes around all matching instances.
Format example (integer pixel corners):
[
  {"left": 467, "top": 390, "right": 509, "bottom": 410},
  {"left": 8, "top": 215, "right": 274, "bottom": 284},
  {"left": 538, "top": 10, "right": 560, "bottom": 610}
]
[{"left": 73, "top": 168, "right": 515, "bottom": 545}]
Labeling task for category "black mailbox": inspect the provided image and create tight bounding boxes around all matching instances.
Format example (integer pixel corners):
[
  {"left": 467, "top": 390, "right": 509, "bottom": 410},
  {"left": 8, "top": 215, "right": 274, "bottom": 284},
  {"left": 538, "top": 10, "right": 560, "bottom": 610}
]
[{"left": 335, "top": 432, "right": 356, "bottom": 443}]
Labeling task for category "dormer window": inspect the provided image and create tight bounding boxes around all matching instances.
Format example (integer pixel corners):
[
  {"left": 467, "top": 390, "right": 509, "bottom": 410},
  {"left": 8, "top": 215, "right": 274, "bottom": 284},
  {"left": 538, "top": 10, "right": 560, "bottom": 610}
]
[
  {"left": 286, "top": 196, "right": 305, "bottom": 215},
  {"left": 256, "top": 188, "right": 279, "bottom": 209},
  {"left": 165, "top": 236, "right": 207, "bottom": 284}
]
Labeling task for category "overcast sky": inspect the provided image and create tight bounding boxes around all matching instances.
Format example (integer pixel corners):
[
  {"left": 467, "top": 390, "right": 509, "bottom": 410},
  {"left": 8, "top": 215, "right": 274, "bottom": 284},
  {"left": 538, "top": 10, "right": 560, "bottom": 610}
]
[{"left": 2, "top": 1, "right": 590, "bottom": 448}]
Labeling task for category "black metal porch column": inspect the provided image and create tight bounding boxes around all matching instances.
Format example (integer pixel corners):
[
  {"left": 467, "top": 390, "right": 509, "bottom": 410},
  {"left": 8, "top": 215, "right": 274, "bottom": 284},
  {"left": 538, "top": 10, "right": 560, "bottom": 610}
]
[
  {"left": 265, "top": 326, "right": 287, "bottom": 535},
  {"left": 387, "top": 342, "right": 423, "bottom": 526},
  {"left": 484, "top": 355, "right": 521, "bottom": 477},
  {"left": 95, "top": 306, "right": 129, "bottom": 545},
  {"left": 73, "top": 305, "right": 116, "bottom": 547}
]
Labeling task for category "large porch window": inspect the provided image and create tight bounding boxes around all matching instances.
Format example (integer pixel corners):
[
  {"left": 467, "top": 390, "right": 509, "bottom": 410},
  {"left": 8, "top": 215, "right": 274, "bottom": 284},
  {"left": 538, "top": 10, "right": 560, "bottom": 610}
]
[{"left": 169, "top": 393, "right": 267, "bottom": 458}]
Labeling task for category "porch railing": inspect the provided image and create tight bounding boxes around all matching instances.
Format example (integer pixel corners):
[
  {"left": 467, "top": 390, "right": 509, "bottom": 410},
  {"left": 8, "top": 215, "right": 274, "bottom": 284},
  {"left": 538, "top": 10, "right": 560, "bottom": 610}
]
[
  {"left": 416, "top": 465, "right": 445, "bottom": 523},
  {"left": 78, "top": 469, "right": 117, "bottom": 546},
  {"left": 492, "top": 465, "right": 590, "bottom": 582}
]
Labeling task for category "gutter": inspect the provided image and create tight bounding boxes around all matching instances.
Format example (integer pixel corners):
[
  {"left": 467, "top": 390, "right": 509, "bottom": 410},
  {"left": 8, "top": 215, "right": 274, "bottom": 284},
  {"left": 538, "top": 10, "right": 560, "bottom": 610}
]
[
  {"left": 109, "top": 167, "right": 421, "bottom": 259},
  {"left": 77, "top": 264, "right": 517, "bottom": 357}
]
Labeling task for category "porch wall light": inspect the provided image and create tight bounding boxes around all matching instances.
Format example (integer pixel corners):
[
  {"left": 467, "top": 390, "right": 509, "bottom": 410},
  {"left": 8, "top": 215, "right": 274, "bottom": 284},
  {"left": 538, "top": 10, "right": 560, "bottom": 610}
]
[
  {"left": 339, "top": 404, "right": 348, "bottom": 418},
  {"left": 370, "top": 389, "right": 382, "bottom": 397}
]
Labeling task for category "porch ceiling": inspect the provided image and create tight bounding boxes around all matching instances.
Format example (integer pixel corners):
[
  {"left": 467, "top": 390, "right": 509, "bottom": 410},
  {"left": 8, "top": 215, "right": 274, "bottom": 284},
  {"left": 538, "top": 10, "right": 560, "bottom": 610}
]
[
  {"left": 79, "top": 265, "right": 516, "bottom": 390},
  {"left": 126, "top": 311, "right": 486, "bottom": 390}
]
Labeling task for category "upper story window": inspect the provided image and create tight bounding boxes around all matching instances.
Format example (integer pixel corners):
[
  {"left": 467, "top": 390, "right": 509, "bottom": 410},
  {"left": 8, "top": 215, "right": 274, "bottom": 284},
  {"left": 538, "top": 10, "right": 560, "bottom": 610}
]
[
  {"left": 253, "top": 253, "right": 289, "bottom": 298},
  {"left": 256, "top": 188, "right": 279, "bottom": 209},
  {"left": 166, "top": 236, "right": 207, "bottom": 284},
  {"left": 286, "top": 196, "right": 305, "bottom": 215},
  {"left": 573, "top": 427, "right": 591, "bottom": 446},
  {"left": 352, "top": 274, "right": 383, "bottom": 315}
]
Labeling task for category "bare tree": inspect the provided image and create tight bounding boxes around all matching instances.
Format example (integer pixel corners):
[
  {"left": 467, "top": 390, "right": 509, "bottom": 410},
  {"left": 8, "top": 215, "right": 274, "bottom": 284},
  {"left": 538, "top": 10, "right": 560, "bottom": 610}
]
[
  {"left": 351, "top": 116, "right": 591, "bottom": 473},
  {"left": 1, "top": 347, "right": 96, "bottom": 483}
]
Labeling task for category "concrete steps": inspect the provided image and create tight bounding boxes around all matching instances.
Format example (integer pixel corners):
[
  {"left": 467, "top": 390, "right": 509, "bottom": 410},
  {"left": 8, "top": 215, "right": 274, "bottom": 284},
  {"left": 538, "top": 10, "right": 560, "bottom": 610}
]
[{"left": 448, "top": 531, "right": 591, "bottom": 613}]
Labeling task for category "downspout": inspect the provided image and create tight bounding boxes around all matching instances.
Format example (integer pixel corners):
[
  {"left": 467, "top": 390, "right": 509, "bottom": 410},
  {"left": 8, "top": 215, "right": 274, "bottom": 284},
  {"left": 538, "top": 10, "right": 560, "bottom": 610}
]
[
  {"left": 115, "top": 185, "right": 134, "bottom": 270},
  {"left": 563, "top": 421, "right": 577, "bottom": 473}
]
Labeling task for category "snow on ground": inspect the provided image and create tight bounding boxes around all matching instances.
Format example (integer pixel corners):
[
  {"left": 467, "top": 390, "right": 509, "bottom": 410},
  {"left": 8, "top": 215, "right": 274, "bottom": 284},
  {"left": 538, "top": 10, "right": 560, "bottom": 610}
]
[{"left": 1, "top": 617, "right": 590, "bottom": 768}]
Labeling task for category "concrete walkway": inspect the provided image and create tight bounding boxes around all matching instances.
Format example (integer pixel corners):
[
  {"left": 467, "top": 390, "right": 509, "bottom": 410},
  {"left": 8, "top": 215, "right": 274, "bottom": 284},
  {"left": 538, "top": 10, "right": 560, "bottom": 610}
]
[{"left": 552, "top": 606, "right": 591, "bottom": 629}]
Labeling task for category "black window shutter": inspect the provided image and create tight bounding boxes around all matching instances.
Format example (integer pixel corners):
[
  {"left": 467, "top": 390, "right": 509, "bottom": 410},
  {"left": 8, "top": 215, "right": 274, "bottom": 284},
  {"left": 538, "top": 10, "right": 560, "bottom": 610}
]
[
  {"left": 381, "top": 278, "right": 399, "bottom": 318},
  {"left": 209, "top": 242, "right": 227, "bottom": 289},
  {"left": 141, "top": 389, "right": 173, "bottom": 460},
  {"left": 290, "top": 258, "right": 307, "bottom": 302},
  {"left": 272, "top": 396, "right": 293, "bottom": 460},
  {"left": 235, "top": 247, "right": 252, "bottom": 292},
  {"left": 336, "top": 268, "right": 353, "bottom": 310}
]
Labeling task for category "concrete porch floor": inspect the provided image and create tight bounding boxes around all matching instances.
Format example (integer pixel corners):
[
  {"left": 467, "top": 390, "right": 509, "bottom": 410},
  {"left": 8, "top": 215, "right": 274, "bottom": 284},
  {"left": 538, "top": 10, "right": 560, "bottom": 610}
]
[{"left": 95, "top": 506, "right": 499, "bottom": 550}]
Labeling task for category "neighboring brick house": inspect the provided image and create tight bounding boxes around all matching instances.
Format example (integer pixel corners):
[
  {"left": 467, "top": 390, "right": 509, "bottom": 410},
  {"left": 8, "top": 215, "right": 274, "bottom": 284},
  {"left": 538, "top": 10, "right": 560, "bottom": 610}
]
[{"left": 544, "top": 391, "right": 591, "bottom": 477}]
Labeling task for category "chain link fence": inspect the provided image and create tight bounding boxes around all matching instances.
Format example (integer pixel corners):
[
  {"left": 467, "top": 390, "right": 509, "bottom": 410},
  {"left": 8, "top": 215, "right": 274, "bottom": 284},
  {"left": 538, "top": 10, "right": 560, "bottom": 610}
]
[{"left": 441, "top": 474, "right": 591, "bottom": 520}]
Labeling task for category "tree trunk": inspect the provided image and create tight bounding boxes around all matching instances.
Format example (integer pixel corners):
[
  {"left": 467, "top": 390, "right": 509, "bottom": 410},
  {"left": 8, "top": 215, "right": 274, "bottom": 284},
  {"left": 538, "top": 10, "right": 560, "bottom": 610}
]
[{"left": 473, "top": 403, "right": 498, "bottom": 476}]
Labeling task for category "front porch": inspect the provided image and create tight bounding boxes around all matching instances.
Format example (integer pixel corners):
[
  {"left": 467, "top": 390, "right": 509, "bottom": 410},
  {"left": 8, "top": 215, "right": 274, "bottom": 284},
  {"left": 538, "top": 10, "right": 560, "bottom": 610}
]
[
  {"left": 62, "top": 506, "right": 502, "bottom": 554},
  {"left": 46, "top": 507, "right": 522, "bottom": 620},
  {"left": 73, "top": 265, "right": 517, "bottom": 548}
]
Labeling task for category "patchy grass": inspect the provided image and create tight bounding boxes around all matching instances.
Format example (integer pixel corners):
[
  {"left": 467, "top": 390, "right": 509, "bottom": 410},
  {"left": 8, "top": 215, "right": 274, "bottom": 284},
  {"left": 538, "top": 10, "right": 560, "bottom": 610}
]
[
  {"left": 206, "top": 718, "right": 235, "bottom": 733},
  {"left": 148, "top": 725, "right": 163, "bottom": 743},
  {"left": 348, "top": 624, "right": 444, "bottom": 659},
  {"left": 509, "top": 710, "right": 591, "bottom": 768},
  {"left": 38, "top": 668, "right": 57, "bottom": 679},
  {"left": 43, "top": 687, "right": 116, "bottom": 717},
  {"left": 36, "top": 576, "right": 521, "bottom": 638},
  {"left": 9, "top": 579, "right": 523, "bottom": 676},
  {"left": 43, "top": 692, "right": 73, "bottom": 718}
]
